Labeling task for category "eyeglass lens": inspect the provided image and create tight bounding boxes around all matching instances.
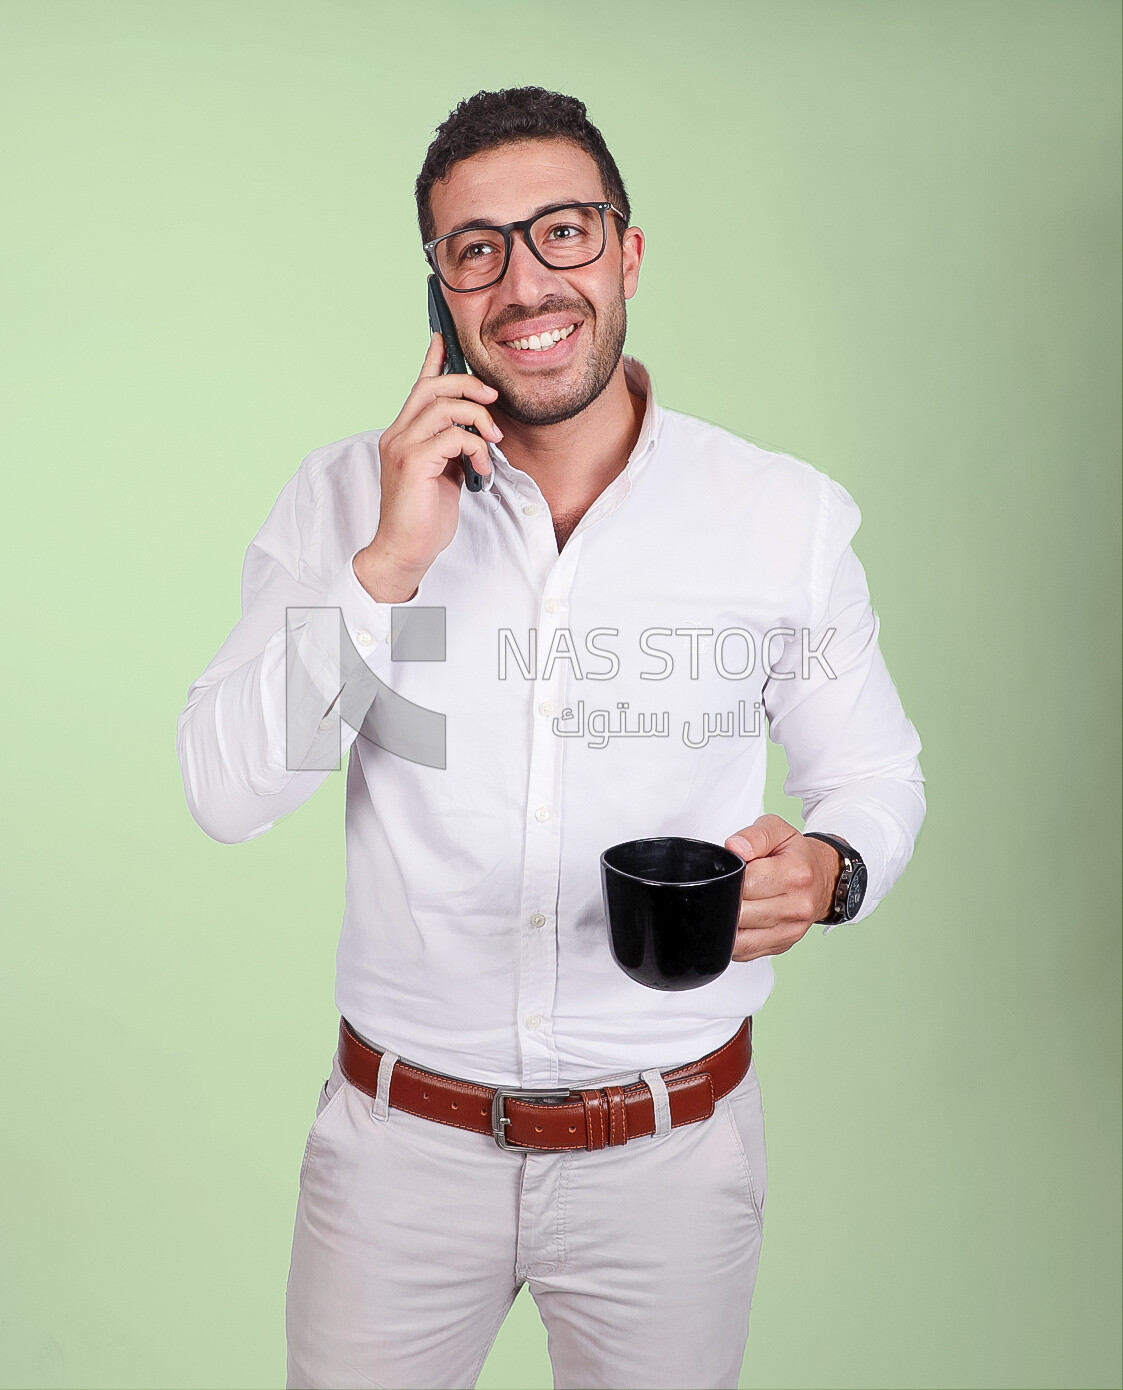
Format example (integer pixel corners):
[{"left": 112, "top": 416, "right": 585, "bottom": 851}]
[{"left": 434, "top": 205, "right": 607, "bottom": 291}]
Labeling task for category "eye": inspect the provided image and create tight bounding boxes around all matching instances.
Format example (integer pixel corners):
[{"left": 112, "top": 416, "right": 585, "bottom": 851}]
[
  {"left": 533, "top": 208, "right": 600, "bottom": 255},
  {"left": 458, "top": 240, "right": 499, "bottom": 264}
]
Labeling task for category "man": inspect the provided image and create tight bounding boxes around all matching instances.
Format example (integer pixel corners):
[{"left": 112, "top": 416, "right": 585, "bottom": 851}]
[{"left": 177, "top": 87, "right": 924, "bottom": 1390}]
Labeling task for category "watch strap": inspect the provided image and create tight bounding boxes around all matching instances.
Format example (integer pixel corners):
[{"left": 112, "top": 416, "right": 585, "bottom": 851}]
[{"left": 803, "top": 832, "right": 863, "bottom": 925}]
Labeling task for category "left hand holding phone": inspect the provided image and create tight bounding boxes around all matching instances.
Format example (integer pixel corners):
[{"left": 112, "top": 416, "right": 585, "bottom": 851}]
[{"left": 352, "top": 333, "right": 502, "bottom": 603}]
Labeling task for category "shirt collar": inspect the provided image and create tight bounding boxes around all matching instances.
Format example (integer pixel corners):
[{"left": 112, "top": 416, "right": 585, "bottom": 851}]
[
  {"left": 621, "top": 354, "right": 661, "bottom": 467},
  {"left": 485, "top": 354, "right": 663, "bottom": 494}
]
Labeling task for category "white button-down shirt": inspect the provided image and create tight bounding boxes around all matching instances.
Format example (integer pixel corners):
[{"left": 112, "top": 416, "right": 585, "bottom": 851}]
[{"left": 177, "top": 358, "right": 924, "bottom": 1087}]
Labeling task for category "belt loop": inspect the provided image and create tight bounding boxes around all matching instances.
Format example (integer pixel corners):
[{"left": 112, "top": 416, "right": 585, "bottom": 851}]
[
  {"left": 605, "top": 1085, "right": 627, "bottom": 1146},
  {"left": 372, "top": 1050, "right": 398, "bottom": 1121},
  {"left": 581, "top": 1090, "right": 609, "bottom": 1150},
  {"left": 641, "top": 1068, "right": 672, "bottom": 1137}
]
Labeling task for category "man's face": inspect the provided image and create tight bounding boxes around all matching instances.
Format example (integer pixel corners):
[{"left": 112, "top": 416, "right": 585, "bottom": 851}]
[{"left": 427, "top": 138, "right": 644, "bottom": 427}]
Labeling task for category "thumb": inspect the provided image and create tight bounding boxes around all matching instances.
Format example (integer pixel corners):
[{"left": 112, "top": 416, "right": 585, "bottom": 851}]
[{"left": 726, "top": 814, "right": 798, "bottom": 862}]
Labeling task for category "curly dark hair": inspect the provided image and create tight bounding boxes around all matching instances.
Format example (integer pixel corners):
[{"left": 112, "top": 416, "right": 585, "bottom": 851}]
[{"left": 415, "top": 87, "right": 631, "bottom": 244}]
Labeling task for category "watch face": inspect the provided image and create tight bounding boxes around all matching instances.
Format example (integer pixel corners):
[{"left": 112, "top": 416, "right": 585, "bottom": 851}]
[{"left": 846, "top": 863, "right": 869, "bottom": 918}]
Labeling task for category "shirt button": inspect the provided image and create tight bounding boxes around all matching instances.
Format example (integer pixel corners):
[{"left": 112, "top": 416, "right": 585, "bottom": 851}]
[
  {"left": 538, "top": 702, "right": 554, "bottom": 716},
  {"left": 530, "top": 912, "right": 547, "bottom": 927},
  {"left": 525, "top": 1014, "right": 543, "bottom": 1031},
  {"left": 544, "top": 599, "right": 559, "bottom": 614},
  {"left": 523, "top": 503, "right": 540, "bottom": 516},
  {"left": 355, "top": 630, "right": 373, "bottom": 646},
  {"left": 318, "top": 716, "right": 334, "bottom": 731},
  {"left": 535, "top": 807, "right": 551, "bottom": 822}
]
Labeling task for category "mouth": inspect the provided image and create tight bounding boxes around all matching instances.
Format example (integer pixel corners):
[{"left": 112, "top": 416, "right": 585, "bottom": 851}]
[
  {"left": 502, "top": 322, "right": 578, "bottom": 352},
  {"left": 494, "top": 318, "right": 583, "bottom": 364}
]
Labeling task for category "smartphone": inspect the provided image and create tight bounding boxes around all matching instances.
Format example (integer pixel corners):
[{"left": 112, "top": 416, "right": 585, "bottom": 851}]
[{"left": 426, "top": 274, "right": 490, "bottom": 493}]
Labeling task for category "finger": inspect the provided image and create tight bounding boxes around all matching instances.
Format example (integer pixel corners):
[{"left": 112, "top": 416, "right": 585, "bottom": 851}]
[
  {"left": 395, "top": 371, "right": 501, "bottom": 437},
  {"left": 413, "top": 373, "right": 500, "bottom": 407},
  {"left": 731, "top": 923, "right": 800, "bottom": 962},
  {"left": 740, "top": 859, "right": 786, "bottom": 901},
  {"left": 418, "top": 330, "right": 447, "bottom": 379},
  {"left": 735, "top": 892, "right": 795, "bottom": 934},
  {"left": 403, "top": 396, "right": 504, "bottom": 445},
  {"left": 420, "top": 425, "right": 494, "bottom": 480},
  {"left": 726, "top": 814, "right": 798, "bottom": 863},
  {"left": 414, "top": 331, "right": 498, "bottom": 400}
]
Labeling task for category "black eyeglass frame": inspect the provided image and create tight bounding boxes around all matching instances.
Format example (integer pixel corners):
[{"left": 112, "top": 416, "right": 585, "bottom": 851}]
[{"left": 423, "top": 201, "right": 627, "bottom": 293}]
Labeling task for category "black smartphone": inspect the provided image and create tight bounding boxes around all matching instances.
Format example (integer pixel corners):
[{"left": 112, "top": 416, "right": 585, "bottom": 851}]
[{"left": 426, "top": 274, "right": 489, "bottom": 493}]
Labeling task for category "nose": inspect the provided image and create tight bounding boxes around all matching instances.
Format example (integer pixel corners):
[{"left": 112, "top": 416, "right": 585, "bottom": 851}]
[{"left": 500, "top": 226, "right": 566, "bottom": 304}]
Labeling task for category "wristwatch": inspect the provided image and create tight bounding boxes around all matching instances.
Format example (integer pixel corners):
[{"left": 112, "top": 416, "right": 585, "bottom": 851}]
[{"left": 803, "top": 833, "right": 868, "bottom": 925}]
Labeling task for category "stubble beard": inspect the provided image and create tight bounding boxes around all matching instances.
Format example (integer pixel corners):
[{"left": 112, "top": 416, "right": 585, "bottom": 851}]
[{"left": 466, "top": 288, "right": 628, "bottom": 428}]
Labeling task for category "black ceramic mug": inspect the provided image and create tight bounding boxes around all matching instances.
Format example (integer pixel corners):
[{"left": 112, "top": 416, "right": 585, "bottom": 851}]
[{"left": 600, "top": 837, "right": 747, "bottom": 991}]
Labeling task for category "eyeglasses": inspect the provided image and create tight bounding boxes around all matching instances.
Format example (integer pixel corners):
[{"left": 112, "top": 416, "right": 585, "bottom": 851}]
[{"left": 423, "top": 202, "right": 626, "bottom": 293}]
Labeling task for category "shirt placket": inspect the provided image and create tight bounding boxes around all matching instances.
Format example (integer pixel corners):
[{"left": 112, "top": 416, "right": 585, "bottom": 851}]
[
  {"left": 507, "top": 470, "right": 636, "bottom": 1087},
  {"left": 513, "top": 516, "right": 572, "bottom": 1084}
]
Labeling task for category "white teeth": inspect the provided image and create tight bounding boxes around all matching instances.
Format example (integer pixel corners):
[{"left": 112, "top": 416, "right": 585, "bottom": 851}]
[{"left": 505, "top": 324, "right": 577, "bottom": 351}]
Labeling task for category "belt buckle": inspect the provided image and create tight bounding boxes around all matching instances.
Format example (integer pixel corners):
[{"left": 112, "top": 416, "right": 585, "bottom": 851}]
[{"left": 491, "top": 1087, "right": 572, "bottom": 1151}]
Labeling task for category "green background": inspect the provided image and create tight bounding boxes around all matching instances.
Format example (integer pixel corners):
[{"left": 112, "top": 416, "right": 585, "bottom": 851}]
[{"left": 1, "top": 2, "right": 1119, "bottom": 1387}]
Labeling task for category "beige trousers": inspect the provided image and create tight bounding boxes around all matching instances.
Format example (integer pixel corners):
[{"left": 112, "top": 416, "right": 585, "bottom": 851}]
[{"left": 285, "top": 1037, "right": 767, "bottom": 1390}]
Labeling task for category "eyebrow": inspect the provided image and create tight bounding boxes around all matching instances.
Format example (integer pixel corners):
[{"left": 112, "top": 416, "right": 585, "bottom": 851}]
[{"left": 440, "top": 199, "right": 591, "bottom": 239}]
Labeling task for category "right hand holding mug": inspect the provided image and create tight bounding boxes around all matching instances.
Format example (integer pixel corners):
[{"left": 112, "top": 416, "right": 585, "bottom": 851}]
[{"left": 725, "top": 815, "right": 842, "bottom": 962}]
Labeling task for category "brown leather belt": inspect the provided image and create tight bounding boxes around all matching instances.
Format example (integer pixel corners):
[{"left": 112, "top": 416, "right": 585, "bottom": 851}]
[{"left": 337, "top": 1015, "right": 752, "bottom": 1152}]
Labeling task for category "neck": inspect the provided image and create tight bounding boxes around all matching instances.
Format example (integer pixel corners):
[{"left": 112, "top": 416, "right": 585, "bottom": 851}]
[{"left": 492, "top": 360, "right": 646, "bottom": 515}]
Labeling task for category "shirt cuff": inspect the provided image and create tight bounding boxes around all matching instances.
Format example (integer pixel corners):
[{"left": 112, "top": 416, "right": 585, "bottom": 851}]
[
  {"left": 802, "top": 803, "right": 898, "bottom": 935},
  {"left": 262, "top": 549, "right": 427, "bottom": 777}
]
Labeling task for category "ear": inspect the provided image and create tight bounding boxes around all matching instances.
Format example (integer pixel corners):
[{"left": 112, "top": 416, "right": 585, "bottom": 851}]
[{"left": 622, "top": 225, "right": 645, "bottom": 300}]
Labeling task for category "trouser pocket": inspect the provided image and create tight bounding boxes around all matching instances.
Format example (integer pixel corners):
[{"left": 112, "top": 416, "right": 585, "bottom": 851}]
[
  {"left": 723, "top": 1059, "right": 768, "bottom": 1235},
  {"left": 299, "top": 1050, "right": 348, "bottom": 1190}
]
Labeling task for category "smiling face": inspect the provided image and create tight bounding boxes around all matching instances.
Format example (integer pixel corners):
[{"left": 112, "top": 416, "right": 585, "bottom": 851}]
[{"left": 427, "top": 138, "right": 644, "bottom": 427}]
